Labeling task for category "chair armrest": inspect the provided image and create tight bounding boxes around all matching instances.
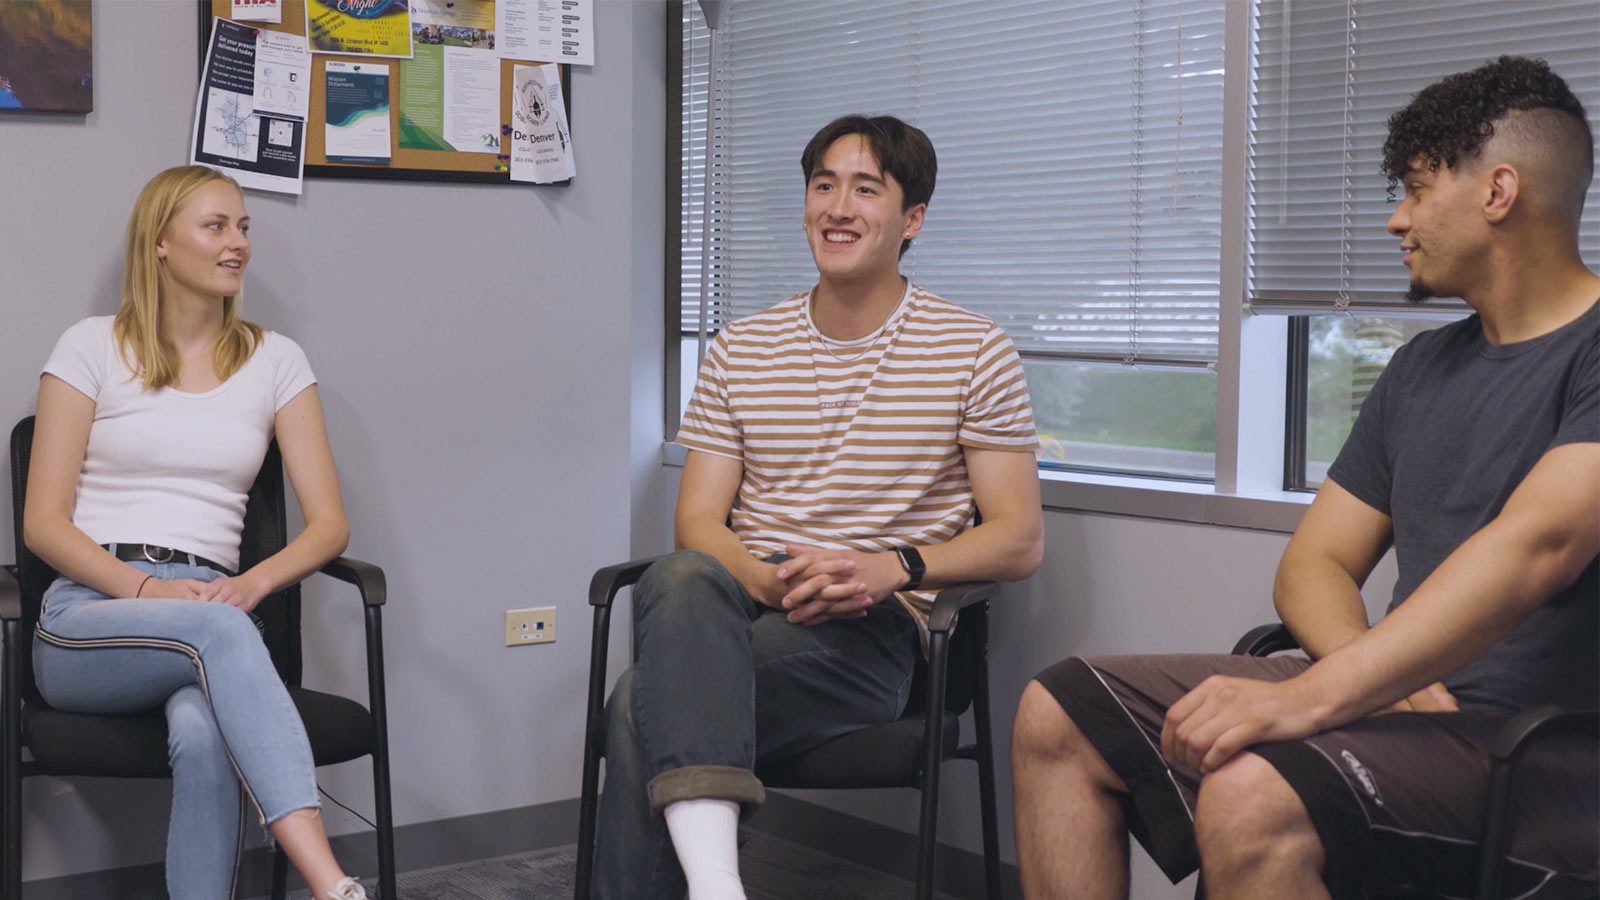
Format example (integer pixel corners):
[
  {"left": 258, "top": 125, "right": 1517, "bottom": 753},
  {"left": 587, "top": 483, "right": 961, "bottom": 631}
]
[
  {"left": 1490, "top": 705, "right": 1598, "bottom": 762},
  {"left": 588, "top": 556, "right": 667, "bottom": 609},
  {"left": 318, "top": 556, "right": 387, "bottom": 607},
  {"left": 927, "top": 582, "right": 998, "bottom": 634},
  {"left": 0, "top": 564, "right": 18, "bottom": 621},
  {"left": 1231, "top": 623, "right": 1297, "bottom": 657},
  {"left": 1475, "top": 704, "right": 1597, "bottom": 897}
]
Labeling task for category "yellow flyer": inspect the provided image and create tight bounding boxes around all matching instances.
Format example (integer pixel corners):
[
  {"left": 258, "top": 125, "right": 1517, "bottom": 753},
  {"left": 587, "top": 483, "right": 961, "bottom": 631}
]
[{"left": 306, "top": 0, "right": 415, "bottom": 58}]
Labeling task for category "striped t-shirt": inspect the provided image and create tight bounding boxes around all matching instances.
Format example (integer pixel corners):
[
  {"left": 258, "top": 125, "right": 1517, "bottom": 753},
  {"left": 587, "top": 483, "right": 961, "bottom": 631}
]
[{"left": 676, "top": 283, "right": 1038, "bottom": 625}]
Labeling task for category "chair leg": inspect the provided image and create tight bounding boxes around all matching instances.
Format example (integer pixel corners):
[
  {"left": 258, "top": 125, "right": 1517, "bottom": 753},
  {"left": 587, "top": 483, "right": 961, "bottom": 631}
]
[
  {"left": 372, "top": 750, "right": 397, "bottom": 898},
  {"left": 575, "top": 604, "right": 613, "bottom": 900},
  {"left": 271, "top": 846, "right": 290, "bottom": 900},
  {"left": 916, "top": 630, "right": 952, "bottom": 900},
  {"left": 2, "top": 751, "right": 15, "bottom": 900},
  {"left": 575, "top": 747, "right": 602, "bottom": 900},
  {"left": 364, "top": 605, "right": 398, "bottom": 899},
  {"left": 972, "top": 668, "right": 1002, "bottom": 899},
  {"left": 2, "top": 778, "right": 16, "bottom": 900},
  {"left": 915, "top": 752, "right": 944, "bottom": 900},
  {"left": 3, "top": 621, "right": 21, "bottom": 900}
]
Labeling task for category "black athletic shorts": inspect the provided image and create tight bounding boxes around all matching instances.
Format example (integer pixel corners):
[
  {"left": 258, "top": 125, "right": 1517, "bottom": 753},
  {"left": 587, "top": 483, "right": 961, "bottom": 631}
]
[{"left": 1035, "top": 654, "right": 1599, "bottom": 899}]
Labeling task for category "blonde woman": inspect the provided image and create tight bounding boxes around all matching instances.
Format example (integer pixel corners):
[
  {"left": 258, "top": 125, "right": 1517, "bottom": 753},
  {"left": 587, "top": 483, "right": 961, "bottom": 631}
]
[{"left": 23, "top": 166, "right": 366, "bottom": 900}]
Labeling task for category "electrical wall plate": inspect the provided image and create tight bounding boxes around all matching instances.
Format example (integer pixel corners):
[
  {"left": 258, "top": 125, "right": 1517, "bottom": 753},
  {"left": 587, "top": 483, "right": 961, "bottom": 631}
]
[{"left": 505, "top": 607, "right": 557, "bottom": 646}]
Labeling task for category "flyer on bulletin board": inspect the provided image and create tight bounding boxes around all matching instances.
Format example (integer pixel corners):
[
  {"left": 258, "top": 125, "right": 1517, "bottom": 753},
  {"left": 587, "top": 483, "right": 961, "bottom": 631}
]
[
  {"left": 411, "top": 0, "right": 494, "bottom": 48},
  {"left": 191, "top": 17, "right": 305, "bottom": 195},
  {"left": 324, "top": 60, "right": 392, "bottom": 163},
  {"left": 232, "top": 0, "right": 282, "bottom": 23},
  {"left": 510, "top": 63, "right": 572, "bottom": 183},
  {"left": 305, "top": 0, "right": 414, "bottom": 58}
]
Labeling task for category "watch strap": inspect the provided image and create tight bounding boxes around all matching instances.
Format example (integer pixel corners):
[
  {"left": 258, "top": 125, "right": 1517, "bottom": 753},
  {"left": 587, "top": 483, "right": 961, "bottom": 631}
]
[{"left": 894, "top": 546, "right": 926, "bottom": 591}]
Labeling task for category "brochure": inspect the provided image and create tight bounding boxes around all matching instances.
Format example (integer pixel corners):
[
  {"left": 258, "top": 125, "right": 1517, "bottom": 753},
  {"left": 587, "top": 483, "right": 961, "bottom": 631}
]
[{"left": 191, "top": 18, "right": 305, "bottom": 195}]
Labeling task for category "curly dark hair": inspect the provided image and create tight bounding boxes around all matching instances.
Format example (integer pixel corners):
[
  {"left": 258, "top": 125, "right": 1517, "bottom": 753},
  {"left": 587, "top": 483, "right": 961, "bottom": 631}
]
[{"left": 1382, "top": 56, "right": 1592, "bottom": 189}]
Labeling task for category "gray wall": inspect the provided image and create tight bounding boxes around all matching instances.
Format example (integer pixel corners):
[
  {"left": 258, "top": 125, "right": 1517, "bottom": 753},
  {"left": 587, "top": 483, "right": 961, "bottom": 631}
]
[{"left": 0, "top": 0, "right": 666, "bottom": 880}]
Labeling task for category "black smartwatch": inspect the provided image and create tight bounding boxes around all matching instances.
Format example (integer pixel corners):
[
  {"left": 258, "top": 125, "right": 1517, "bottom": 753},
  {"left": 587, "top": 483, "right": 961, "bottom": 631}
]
[{"left": 894, "top": 546, "right": 926, "bottom": 591}]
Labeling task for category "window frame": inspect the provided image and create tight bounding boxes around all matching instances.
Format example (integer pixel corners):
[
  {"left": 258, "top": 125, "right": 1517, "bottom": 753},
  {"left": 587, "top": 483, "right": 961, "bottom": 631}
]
[
  {"left": 1282, "top": 316, "right": 1312, "bottom": 493},
  {"left": 663, "top": 5, "right": 686, "bottom": 441}
]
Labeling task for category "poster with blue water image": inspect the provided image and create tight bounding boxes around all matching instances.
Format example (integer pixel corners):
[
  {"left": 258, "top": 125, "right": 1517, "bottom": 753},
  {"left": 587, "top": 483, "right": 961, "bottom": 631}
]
[{"left": 324, "top": 60, "right": 391, "bottom": 163}]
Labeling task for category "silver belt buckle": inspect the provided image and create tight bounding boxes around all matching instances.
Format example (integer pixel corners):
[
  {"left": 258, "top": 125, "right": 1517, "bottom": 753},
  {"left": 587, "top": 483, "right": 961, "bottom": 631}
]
[{"left": 142, "top": 544, "right": 175, "bottom": 564}]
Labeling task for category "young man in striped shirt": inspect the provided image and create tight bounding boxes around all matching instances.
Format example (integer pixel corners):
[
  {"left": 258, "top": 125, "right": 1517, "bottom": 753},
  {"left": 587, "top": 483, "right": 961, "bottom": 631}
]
[{"left": 594, "top": 115, "right": 1044, "bottom": 899}]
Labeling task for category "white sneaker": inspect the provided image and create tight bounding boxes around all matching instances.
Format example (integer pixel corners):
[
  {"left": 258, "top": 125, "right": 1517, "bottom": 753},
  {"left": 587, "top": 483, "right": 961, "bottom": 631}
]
[{"left": 328, "top": 877, "right": 368, "bottom": 900}]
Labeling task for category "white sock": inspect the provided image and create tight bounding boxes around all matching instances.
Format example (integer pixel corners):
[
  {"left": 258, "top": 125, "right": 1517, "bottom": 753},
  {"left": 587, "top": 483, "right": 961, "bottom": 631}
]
[{"left": 664, "top": 798, "right": 747, "bottom": 900}]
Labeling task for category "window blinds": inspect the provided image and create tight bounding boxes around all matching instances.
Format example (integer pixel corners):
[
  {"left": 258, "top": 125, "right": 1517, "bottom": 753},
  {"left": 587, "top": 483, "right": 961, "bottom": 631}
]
[
  {"left": 681, "top": 0, "right": 1227, "bottom": 365},
  {"left": 1248, "top": 0, "right": 1600, "bottom": 313}
]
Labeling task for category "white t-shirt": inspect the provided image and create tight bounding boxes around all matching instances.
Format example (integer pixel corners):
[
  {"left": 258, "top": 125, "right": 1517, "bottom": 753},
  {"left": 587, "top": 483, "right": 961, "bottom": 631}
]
[{"left": 42, "top": 316, "right": 317, "bottom": 573}]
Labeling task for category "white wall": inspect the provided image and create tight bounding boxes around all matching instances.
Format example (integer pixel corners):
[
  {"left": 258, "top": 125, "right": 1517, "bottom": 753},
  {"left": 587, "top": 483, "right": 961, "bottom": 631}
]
[{"left": 0, "top": 0, "right": 666, "bottom": 880}]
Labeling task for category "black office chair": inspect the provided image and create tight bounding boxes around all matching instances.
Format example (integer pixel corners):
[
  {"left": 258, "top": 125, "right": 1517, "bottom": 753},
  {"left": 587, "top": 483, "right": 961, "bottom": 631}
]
[
  {"left": 573, "top": 556, "right": 1005, "bottom": 900},
  {"left": 1227, "top": 623, "right": 1598, "bottom": 900},
  {"left": 0, "top": 416, "right": 397, "bottom": 900}
]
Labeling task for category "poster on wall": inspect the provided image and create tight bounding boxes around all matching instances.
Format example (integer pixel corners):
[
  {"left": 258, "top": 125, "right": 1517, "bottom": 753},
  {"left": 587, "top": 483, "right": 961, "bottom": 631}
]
[
  {"left": 0, "top": 0, "right": 93, "bottom": 113},
  {"left": 398, "top": 0, "right": 497, "bottom": 151},
  {"left": 510, "top": 63, "right": 572, "bottom": 183},
  {"left": 323, "top": 60, "right": 391, "bottom": 163},
  {"left": 191, "top": 18, "right": 306, "bottom": 194},
  {"left": 305, "top": 0, "right": 413, "bottom": 58},
  {"left": 496, "top": 0, "right": 592, "bottom": 67}
]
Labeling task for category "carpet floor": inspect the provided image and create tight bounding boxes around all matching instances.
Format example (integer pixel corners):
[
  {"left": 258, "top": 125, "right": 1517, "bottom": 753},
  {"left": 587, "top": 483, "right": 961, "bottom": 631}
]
[{"left": 261, "top": 831, "right": 963, "bottom": 899}]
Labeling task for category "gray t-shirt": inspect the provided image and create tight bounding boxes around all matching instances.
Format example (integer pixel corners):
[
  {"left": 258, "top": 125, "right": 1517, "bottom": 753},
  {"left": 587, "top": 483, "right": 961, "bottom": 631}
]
[{"left": 1327, "top": 300, "right": 1599, "bottom": 714}]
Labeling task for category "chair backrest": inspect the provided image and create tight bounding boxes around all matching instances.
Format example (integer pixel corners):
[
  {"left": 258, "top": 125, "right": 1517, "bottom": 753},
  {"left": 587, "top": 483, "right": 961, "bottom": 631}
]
[{"left": 9, "top": 416, "right": 304, "bottom": 706}]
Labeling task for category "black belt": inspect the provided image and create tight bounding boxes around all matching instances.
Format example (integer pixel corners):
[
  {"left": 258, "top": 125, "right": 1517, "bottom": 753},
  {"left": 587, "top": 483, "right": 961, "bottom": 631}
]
[{"left": 104, "top": 543, "right": 235, "bottom": 576}]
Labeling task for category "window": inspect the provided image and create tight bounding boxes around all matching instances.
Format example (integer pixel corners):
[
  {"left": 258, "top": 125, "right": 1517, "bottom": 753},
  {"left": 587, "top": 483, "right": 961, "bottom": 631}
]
[
  {"left": 1248, "top": 0, "right": 1600, "bottom": 489},
  {"left": 1288, "top": 314, "right": 1450, "bottom": 488},
  {"left": 671, "top": 0, "right": 1600, "bottom": 499},
  {"left": 674, "top": 0, "right": 1227, "bottom": 479}
]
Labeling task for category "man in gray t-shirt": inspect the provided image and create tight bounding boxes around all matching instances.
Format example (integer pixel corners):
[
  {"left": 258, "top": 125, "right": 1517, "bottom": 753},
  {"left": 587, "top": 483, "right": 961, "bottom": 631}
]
[
  {"left": 1330, "top": 300, "right": 1598, "bottom": 716},
  {"left": 1014, "top": 57, "right": 1599, "bottom": 899}
]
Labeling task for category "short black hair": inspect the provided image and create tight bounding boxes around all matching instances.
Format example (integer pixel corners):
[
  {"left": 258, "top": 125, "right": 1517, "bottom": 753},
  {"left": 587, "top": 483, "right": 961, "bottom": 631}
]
[
  {"left": 801, "top": 114, "right": 937, "bottom": 258},
  {"left": 1383, "top": 56, "right": 1593, "bottom": 202}
]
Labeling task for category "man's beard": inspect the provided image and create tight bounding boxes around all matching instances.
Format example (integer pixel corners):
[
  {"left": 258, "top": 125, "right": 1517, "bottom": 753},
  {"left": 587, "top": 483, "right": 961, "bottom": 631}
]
[{"left": 1404, "top": 278, "right": 1436, "bottom": 304}]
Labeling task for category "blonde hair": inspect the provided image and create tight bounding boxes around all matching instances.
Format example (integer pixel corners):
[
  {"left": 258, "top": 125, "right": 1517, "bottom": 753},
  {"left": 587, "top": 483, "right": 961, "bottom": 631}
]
[{"left": 114, "top": 165, "right": 263, "bottom": 390}]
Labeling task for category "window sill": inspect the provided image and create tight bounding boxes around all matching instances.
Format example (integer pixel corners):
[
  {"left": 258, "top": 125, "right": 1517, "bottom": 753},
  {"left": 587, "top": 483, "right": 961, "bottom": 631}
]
[
  {"left": 661, "top": 442, "right": 1311, "bottom": 534},
  {"left": 1037, "top": 470, "right": 1309, "bottom": 533}
]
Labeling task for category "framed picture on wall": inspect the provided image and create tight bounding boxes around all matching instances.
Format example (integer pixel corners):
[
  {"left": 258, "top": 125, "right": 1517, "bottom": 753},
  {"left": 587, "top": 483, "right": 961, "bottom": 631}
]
[{"left": 0, "top": 0, "right": 94, "bottom": 114}]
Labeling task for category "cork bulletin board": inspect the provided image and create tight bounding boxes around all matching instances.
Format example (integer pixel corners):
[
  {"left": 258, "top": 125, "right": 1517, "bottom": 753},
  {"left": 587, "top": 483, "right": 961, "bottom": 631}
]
[{"left": 198, "top": 0, "right": 571, "bottom": 185}]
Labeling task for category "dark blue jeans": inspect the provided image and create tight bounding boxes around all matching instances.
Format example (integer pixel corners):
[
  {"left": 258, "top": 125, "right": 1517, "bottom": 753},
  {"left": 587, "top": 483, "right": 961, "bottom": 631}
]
[{"left": 595, "top": 550, "right": 919, "bottom": 899}]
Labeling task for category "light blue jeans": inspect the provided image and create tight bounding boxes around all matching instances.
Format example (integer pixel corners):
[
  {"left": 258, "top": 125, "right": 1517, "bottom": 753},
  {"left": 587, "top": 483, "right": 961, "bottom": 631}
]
[{"left": 32, "top": 560, "right": 320, "bottom": 900}]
